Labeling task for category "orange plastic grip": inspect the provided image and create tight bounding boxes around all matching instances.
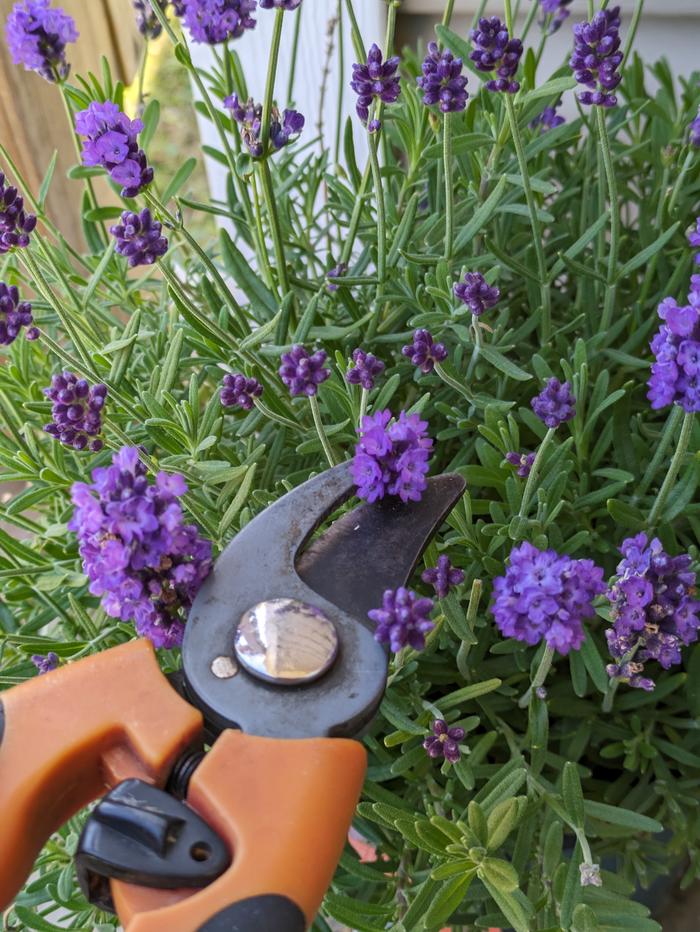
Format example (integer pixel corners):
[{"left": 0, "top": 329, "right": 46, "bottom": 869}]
[
  {"left": 0, "top": 639, "right": 203, "bottom": 909},
  {"left": 111, "top": 730, "right": 367, "bottom": 931}
]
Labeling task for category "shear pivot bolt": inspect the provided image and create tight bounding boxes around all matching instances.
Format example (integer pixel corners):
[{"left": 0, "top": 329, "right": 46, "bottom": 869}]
[
  {"left": 235, "top": 598, "right": 339, "bottom": 685},
  {"left": 210, "top": 655, "right": 238, "bottom": 679}
]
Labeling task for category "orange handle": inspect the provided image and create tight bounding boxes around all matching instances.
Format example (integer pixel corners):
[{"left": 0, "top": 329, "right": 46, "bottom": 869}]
[
  {"left": 111, "top": 730, "right": 367, "bottom": 931},
  {"left": 0, "top": 639, "right": 203, "bottom": 909}
]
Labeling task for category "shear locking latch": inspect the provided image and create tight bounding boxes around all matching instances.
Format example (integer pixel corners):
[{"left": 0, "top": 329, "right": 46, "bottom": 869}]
[{"left": 75, "top": 778, "right": 231, "bottom": 913}]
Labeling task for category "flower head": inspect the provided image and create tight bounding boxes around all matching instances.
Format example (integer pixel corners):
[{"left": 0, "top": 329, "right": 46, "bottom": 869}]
[
  {"left": 454, "top": 272, "right": 500, "bottom": 316},
  {"left": 76, "top": 100, "right": 153, "bottom": 197},
  {"left": 647, "top": 291, "right": 700, "bottom": 413},
  {"left": 690, "top": 111, "right": 700, "bottom": 148},
  {"left": 469, "top": 17, "right": 522, "bottom": 93},
  {"left": 220, "top": 372, "right": 263, "bottom": 410},
  {"left": 5, "top": 0, "right": 78, "bottom": 81},
  {"left": 530, "top": 102, "right": 565, "bottom": 132},
  {"left": 605, "top": 534, "right": 700, "bottom": 692},
  {"left": 368, "top": 586, "right": 434, "bottom": 651},
  {"left": 424, "top": 719, "right": 465, "bottom": 764},
  {"left": 539, "top": 0, "right": 573, "bottom": 34},
  {"left": 0, "top": 172, "right": 37, "bottom": 255},
  {"left": 43, "top": 372, "right": 107, "bottom": 452},
  {"left": 570, "top": 7, "right": 622, "bottom": 108},
  {"left": 346, "top": 348, "right": 385, "bottom": 391},
  {"left": 179, "top": 0, "right": 256, "bottom": 43},
  {"left": 68, "top": 447, "right": 213, "bottom": 649},
  {"left": 110, "top": 209, "right": 168, "bottom": 268},
  {"left": 133, "top": 0, "right": 168, "bottom": 38},
  {"left": 417, "top": 42, "right": 468, "bottom": 113},
  {"left": 279, "top": 344, "right": 330, "bottom": 397},
  {"left": 689, "top": 218, "right": 700, "bottom": 260},
  {"left": 531, "top": 377, "right": 576, "bottom": 428},
  {"left": 0, "top": 282, "right": 36, "bottom": 345},
  {"left": 31, "top": 651, "right": 59, "bottom": 674},
  {"left": 491, "top": 541, "right": 605, "bottom": 655},
  {"left": 422, "top": 555, "right": 464, "bottom": 600},
  {"left": 224, "top": 94, "right": 304, "bottom": 157},
  {"left": 506, "top": 451, "right": 536, "bottom": 478},
  {"left": 352, "top": 409, "right": 433, "bottom": 504},
  {"left": 350, "top": 43, "right": 401, "bottom": 124},
  {"left": 402, "top": 328, "right": 447, "bottom": 373},
  {"left": 259, "top": 0, "right": 301, "bottom": 8}
]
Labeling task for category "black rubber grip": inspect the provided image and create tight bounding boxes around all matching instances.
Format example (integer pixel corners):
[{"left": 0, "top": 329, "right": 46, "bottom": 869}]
[{"left": 197, "top": 894, "right": 306, "bottom": 931}]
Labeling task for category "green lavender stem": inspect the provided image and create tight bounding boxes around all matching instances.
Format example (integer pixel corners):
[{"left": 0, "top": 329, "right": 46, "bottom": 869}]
[
  {"left": 647, "top": 411, "right": 695, "bottom": 528},
  {"left": 518, "top": 427, "right": 556, "bottom": 518},
  {"left": 258, "top": 158, "right": 291, "bottom": 297},
  {"left": 368, "top": 131, "right": 386, "bottom": 301},
  {"left": 261, "top": 9, "right": 285, "bottom": 155},
  {"left": 595, "top": 105, "right": 620, "bottom": 335},
  {"left": 621, "top": 0, "right": 645, "bottom": 70},
  {"left": 504, "top": 94, "right": 551, "bottom": 342},
  {"left": 443, "top": 112, "right": 454, "bottom": 264},
  {"left": 309, "top": 395, "right": 337, "bottom": 467},
  {"left": 441, "top": 0, "right": 456, "bottom": 29},
  {"left": 637, "top": 404, "right": 683, "bottom": 497},
  {"left": 359, "top": 387, "right": 369, "bottom": 423},
  {"left": 519, "top": 645, "right": 555, "bottom": 708}
]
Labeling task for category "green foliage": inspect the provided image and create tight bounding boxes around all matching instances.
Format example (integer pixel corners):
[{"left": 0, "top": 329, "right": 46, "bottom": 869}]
[{"left": 0, "top": 3, "right": 699, "bottom": 931}]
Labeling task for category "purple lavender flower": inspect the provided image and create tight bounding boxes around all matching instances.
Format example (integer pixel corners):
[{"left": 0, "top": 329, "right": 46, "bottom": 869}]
[
  {"left": 220, "top": 372, "right": 263, "bottom": 410},
  {"left": 690, "top": 111, "right": 700, "bottom": 148},
  {"left": 0, "top": 282, "right": 36, "bottom": 345},
  {"left": 110, "top": 209, "right": 168, "bottom": 268},
  {"left": 531, "top": 378, "right": 576, "bottom": 428},
  {"left": 0, "top": 172, "right": 37, "bottom": 254},
  {"left": 647, "top": 291, "right": 700, "bottom": 413},
  {"left": 402, "top": 329, "right": 448, "bottom": 373},
  {"left": 68, "top": 446, "right": 213, "bottom": 649},
  {"left": 689, "top": 218, "right": 700, "bottom": 261},
  {"left": 5, "top": 0, "right": 78, "bottom": 82},
  {"left": 453, "top": 272, "right": 500, "bottom": 316},
  {"left": 31, "top": 651, "right": 59, "bottom": 674},
  {"left": 326, "top": 260, "right": 347, "bottom": 293},
  {"left": 224, "top": 94, "right": 304, "bottom": 158},
  {"left": 506, "top": 451, "right": 536, "bottom": 478},
  {"left": 346, "top": 348, "right": 385, "bottom": 391},
  {"left": 605, "top": 533, "right": 700, "bottom": 692},
  {"left": 424, "top": 719, "right": 465, "bottom": 764},
  {"left": 491, "top": 541, "right": 605, "bottom": 655},
  {"left": 368, "top": 586, "right": 434, "bottom": 652},
  {"left": 422, "top": 555, "right": 464, "bottom": 600},
  {"left": 76, "top": 100, "right": 153, "bottom": 197},
  {"left": 539, "top": 0, "right": 573, "bottom": 34},
  {"left": 352, "top": 409, "right": 433, "bottom": 504},
  {"left": 469, "top": 17, "right": 523, "bottom": 94},
  {"left": 133, "top": 0, "right": 167, "bottom": 38},
  {"left": 416, "top": 42, "right": 468, "bottom": 113},
  {"left": 350, "top": 43, "right": 401, "bottom": 124},
  {"left": 259, "top": 0, "right": 301, "bottom": 8},
  {"left": 43, "top": 372, "right": 107, "bottom": 452},
  {"left": 530, "top": 102, "right": 565, "bottom": 132},
  {"left": 279, "top": 344, "right": 330, "bottom": 397},
  {"left": 570, "top": 7, "right": 623, "bottom": 108},
  {"left": 180, "top": 0, "right": 256, "bottom": 43}
]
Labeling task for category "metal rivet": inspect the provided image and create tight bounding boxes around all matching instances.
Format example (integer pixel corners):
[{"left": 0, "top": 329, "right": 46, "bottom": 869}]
[
  {"left": 210, "top": 655, "right": 238, "bottom": 679},
  {"left": 235, "top": 598, "right": 339, "bottom": 686}
]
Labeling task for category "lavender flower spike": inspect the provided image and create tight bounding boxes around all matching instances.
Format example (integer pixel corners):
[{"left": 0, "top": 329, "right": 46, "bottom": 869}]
[
  {"left": 279, "top": 344, "right": 330, "bottom": 397},
  {"left": 369, "top": 586, "right": 434, "bottom": 652},
  {"left": 133, "top": 0, "right": 167, "bottom": 38},
  {"left": 506, "top": 451, "right": 536, "bottom": 478},
  {"left": 402, "top": 328, "right": 448, "bottom": 373},
  {"left": 225, "top": 94, "right": 304, "bottom": 158},
  {"left": 68, "top": 446, "right": 213, "bottom": 649},
  {"left": 454, "top": 272, "right": 500, "bottom": 316},
  {"left": 76, "top": 100, "right": 153, "bottom": 197},
  {"left": 43, "top": 371, "right": 107, "bottom": 452},
  {"left": 110, "top": 209, "right": 168, "bottom": 268},
  {"left": 422, "top": 555, "right": 464, "bottom": 600},
  {"left": 346, "top": 348, "right": 385, "bottom": 391},
  {"left": 5, "top": 0, "right": 78, "bottom": 82},
  {"left": 0, "top": 172, "right": 37, "bottom": 255},
  {"left": 350, "top": 43, "right": 401, "bottom": 124},
  {"left": 531, "top": 102, "right": 565, "bottom": 132},
  {"left": 352, "top": 409, "right": 433, "bottom": 504},
  {"left": 470, "top": 17, "right": 523, "bottom": 94},
  {"left": 259, "top": 0, "right": 302, "bottom": 8},
  {"left": 0, "top": 282, "right": 36, "bottom": 345},
  {"left": 570, "top": 7, "right": 623, "bottom": 108},
  {"left": 31, "top": 651, "right": 59, "bottom": 674},
  {"left": 417, "top": 42, "right": 468, "bottom": 113},
  {"left": 180, "top": 0, "right": 256, "bottom": 44},
  {"left": 531, "top": 377, "right": 576, "bottom": 428},
  {"left": 220, "top": 372, "right": 263, "bottom": 411},
  {"left": 647, "top": 290, "right": 700, "bottom": 413},
  {"left": 539, "top": 0, "right": 573, "bottom": 35},
  {"left": 690, "top": 110, "right": 700, "bottom": 148},
  {"left": 424, "top": 719, "right": 465, "bottom": 764}
]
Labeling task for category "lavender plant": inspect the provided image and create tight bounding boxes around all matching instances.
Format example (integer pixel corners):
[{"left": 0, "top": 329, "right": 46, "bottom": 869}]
[{"left": 1, "top": 0, "right": 700, "bottom": 929}]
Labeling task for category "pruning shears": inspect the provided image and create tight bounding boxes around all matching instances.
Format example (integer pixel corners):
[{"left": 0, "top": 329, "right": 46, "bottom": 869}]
[{"left": 0, "top": 462, "right": 464, "bottom": 931}]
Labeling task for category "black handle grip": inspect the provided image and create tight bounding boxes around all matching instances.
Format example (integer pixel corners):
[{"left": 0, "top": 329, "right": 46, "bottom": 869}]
[{"left": 198, "top": 895, "right": 307, "bottom": 931}]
